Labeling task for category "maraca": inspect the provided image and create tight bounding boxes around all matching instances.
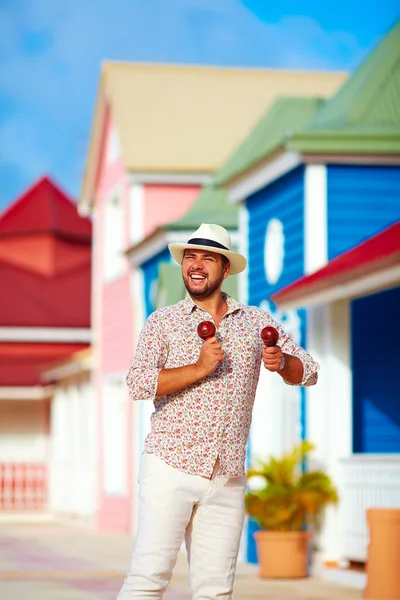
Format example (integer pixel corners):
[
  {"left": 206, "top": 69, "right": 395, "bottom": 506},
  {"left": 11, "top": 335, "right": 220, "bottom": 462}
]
[
  {"left": 261, "top": 325, "right": 279, "bottom": 347},
  {"left": 197, "top": 321, "right": 216, "bottom": 340}
]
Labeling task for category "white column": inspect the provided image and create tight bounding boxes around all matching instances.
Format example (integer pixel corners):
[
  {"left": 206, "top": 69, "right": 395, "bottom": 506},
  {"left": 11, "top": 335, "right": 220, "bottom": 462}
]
[
  {"left": 238, "top": 204, "right": 249, "bottom": 304},
  {"left": 128, "top": 180, "right": 147, "bottom": 533},
  {"left": 306, "top": 306, "right": 328, "bottom": 457},
  {"left": 129, "top": 183, "right": 144, "bottom": 245},
  {"left": 304, "top": 165, "right": 328, "bottom": 274},
  {"left": 308, "top": 300, "right": 353, "bottom": 562},
  {"left": 102, "top": 379, "right": 128, "bottom": 496}
]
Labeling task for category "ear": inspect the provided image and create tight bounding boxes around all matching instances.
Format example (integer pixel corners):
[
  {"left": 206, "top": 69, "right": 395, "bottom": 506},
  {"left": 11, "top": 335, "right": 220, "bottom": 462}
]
[{"left": 223, "top": 261, "right": 231, "bottom": 279}]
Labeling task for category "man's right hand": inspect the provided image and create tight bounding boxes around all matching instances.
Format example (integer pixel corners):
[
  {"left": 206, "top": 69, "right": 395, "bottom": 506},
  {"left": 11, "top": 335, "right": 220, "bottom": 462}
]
[
  {"left": 196, "top": 337, "right": 225, "bottom": 377},
  {"left": 156, "top": 337, "right": 224, "bottom": 396}
]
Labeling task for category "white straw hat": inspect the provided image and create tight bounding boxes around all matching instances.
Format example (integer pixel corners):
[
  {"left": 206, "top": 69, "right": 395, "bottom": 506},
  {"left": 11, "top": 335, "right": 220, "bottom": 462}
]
[{"left": 168, "top": 223, "right": 247, "bottom": 275}]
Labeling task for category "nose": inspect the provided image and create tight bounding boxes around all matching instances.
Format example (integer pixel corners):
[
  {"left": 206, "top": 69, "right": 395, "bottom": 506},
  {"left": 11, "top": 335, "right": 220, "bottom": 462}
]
[{"left": 191, "top": 256, "right": 205, "bottom": 270}]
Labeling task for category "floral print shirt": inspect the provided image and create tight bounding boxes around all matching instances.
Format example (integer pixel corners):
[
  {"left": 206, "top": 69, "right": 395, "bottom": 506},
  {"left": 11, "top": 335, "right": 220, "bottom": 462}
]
[{"left": 126, "top": 293, "right": 319, "bottom": 478}]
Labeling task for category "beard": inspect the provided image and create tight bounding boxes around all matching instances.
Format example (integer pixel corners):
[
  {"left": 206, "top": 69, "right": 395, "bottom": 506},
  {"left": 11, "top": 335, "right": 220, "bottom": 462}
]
[{"left": 182, "top": 271, "right": 224, "bottom": 300}]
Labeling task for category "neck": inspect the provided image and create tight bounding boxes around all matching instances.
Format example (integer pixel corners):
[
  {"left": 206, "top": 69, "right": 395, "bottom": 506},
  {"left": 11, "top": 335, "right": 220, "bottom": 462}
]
[{"left": 190, "top": 289, "right": 227, "bottom": 327}]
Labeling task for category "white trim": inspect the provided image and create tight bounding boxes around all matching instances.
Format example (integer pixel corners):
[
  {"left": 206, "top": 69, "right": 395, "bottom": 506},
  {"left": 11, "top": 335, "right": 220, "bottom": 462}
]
[
  {"left": 226, "top": 151, "right": 302, "bottom": 204},
  {"left": 340, "top": 454, "right": 400, "bottom": 463},
  {"left": 130, "top": 173, "right": 212, "bottom": 185},
  {"left": 238, "top": 205, "right": 249, "bottom": 304},
  {"left": 42, "top": 357, "right": 93, "bottom": 382},
  {"left": 277, "top": 264, "right": 400, "bottom": 310},
  {"left": 0, "top": 386, "right": 54, "bottom": 400},
  {"left": 310, "top": 301, "right": 352, "bottom": 562},
  {"left": 0, "top": 327, "right": 92, "bottom": 343},
  {"left": 130, "top": 264, "right": 146, "bottom": 532},
  {"left": 105, "top": 123, "right": 121, "bottom": 165},
  {"left": 129, "top": 182, "right": 144, "bottom": 245},
  {"left": 103, "top": 183, "right": 125, "bottom": 282},
  {"left": 130, "top": 266, "right": 146, "bottom": 345},
  {"left": 304, "top": 165, "right": 328, "bottom": 274}
]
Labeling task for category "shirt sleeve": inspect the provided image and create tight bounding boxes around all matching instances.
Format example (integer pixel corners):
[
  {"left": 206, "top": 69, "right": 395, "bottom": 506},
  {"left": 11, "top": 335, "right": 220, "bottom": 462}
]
[
  {"left": 126, "top": 312, "right": 169, "bottom": 401},
  {"left": 260, "top": 312, "right": 319, "bottom": 387}
]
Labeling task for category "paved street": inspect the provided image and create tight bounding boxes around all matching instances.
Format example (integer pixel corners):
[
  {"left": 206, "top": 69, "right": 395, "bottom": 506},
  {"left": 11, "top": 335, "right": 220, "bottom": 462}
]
[{"left": 0, "top": 521, "right": 362, "bottom": 599}]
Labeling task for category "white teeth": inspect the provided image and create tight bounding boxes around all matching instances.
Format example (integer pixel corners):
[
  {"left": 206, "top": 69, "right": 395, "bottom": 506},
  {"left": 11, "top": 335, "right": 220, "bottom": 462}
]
[{"left": 191, "top": 274, "right": 205, "bottom": 280}]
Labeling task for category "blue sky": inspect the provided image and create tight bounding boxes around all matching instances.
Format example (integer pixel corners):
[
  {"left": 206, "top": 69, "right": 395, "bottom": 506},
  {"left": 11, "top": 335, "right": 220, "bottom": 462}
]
[{"left": 0, "top": 0, "right": 399, "bottom": 210}]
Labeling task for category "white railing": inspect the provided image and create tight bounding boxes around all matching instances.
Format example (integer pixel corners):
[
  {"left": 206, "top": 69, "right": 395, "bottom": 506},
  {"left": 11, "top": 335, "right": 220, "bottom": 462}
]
[
  {"left": 0, "top": 462, "right": 47, "bottom": 510},
  {"left": 339, "top": 455, "right": 400, "bottom": 562}
]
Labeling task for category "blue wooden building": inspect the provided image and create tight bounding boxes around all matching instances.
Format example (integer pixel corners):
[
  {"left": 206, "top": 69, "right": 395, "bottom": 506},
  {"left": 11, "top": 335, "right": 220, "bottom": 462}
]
[{"left": 214, "top": 20, "right": 400, "bottom": 570}]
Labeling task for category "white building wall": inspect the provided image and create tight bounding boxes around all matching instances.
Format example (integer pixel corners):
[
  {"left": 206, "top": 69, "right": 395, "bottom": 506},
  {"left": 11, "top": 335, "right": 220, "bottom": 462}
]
[
  {"left": 307, "top": 300, "right": 353, "bottom": 562},
  {"left": 48, "top": 378, "right": 97, "bottom": 521},
  {"left": 0, "top": 400, "right": 48, "bottom": 462},
  {"left": 128, "top": 181, "right": 148, "bottom": 534}
]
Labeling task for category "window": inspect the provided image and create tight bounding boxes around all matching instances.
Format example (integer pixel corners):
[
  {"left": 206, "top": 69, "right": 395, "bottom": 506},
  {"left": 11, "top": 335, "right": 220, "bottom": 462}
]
[{"left": 104, "top": 192, "right": 124, "bottom": 281}]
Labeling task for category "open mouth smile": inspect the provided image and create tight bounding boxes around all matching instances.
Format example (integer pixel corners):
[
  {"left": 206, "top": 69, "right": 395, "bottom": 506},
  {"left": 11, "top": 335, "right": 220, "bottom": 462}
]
[{"left": 189, "top": 273, "right": 207, "bottom": 282}]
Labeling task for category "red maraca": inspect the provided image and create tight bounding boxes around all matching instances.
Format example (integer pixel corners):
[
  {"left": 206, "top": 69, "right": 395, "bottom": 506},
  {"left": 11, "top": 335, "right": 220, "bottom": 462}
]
[
  {"left": 261, "top": 325, "right": 279, "bottom": 347},
  {"left": 197, "top": 321, "right": 216, "bottom": 340}
]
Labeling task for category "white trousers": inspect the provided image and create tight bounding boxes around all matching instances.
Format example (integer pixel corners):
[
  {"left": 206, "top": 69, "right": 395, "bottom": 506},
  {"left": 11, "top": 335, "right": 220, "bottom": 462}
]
[{"left": 117, "top": 453, "right": 246, "bottom": 600}]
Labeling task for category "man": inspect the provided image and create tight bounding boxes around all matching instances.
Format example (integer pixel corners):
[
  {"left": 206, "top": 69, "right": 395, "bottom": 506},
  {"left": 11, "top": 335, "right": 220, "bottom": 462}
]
[{"left": 118, "top": 223, "right": 319, "bottom": 600}]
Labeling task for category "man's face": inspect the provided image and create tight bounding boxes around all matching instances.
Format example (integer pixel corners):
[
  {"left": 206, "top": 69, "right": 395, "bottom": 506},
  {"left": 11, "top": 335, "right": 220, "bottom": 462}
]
[{"left": 182, "top": 249, "right": 230, "bottom": 299}]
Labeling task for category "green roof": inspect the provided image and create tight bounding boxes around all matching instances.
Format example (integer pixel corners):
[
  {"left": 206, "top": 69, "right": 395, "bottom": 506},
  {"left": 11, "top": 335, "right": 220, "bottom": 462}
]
[
  {"left": 214, "top": 97, "right": 323, "bottom": 186},
  {"left": 156, "top": 263, "right": 186, "bottom": 308},
  {"left": 289, "top": 20, "right": 400, "bottom": 154},
  {"left": 168, "top": 185, "right": 238, "bottom": 231}
]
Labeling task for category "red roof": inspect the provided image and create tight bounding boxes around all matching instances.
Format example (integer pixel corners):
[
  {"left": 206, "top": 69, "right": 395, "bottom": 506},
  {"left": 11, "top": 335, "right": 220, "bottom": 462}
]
[
  {"left": 0, "top": 176, "right": 92, "bottom": 388},
  {"left": 0, "top": 342, "right": 89, "bottom": 386},
  {"left": 0, "top": 258, "right": 91, "bottom": 327},
  {"left": 0, "top": 176, "right": 91, "bottom": 239},
  {"left": 0, "top": 176, "right": 92, "bottom": 327},
  {"left": 272, "top": 221, "right": 400, "bottom": 307}
]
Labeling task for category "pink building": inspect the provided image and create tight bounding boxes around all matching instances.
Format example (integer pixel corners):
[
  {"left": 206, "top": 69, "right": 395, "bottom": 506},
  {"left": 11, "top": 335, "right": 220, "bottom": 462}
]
[{"left": 79, "top": 62, "right": 346, "bottom": 532}]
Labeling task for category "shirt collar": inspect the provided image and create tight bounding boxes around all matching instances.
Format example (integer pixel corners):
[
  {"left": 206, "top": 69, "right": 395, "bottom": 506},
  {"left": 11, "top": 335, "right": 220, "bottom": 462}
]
[{"left": 182, "top": 292, "right": 243, "bottom": 316}]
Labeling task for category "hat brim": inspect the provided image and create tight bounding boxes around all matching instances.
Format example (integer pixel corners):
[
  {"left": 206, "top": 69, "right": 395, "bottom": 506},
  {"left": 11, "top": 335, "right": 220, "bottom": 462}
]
[{"left": 168, "top": 243, "right": 247, "bottom": 275}]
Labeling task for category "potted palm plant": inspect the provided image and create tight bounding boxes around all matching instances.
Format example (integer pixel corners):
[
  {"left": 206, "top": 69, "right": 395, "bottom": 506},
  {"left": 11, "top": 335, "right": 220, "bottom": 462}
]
[{"left": 245, "top": 440, "right": 338, "bottom": 579}]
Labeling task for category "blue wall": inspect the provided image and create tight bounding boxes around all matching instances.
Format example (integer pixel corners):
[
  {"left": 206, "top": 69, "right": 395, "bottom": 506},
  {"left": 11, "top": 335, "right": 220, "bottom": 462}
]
[
  {"left": 141, "top": 248, "right": 170, "bottom": 317},
  {"left": 327, "top": 165, "right": 400, "bottom": 260},
  {"left": 247, "top": 166, "right": 305, "bottom": 303},
  {"left": 352, "top": 286, "right": 400, "bottom": 453}
]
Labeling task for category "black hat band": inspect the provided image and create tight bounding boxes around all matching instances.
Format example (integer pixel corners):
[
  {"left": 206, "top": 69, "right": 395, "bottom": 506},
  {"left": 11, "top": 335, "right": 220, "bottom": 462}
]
[{"left": 187, "top": 238, "right": 229, "bottom": 251}]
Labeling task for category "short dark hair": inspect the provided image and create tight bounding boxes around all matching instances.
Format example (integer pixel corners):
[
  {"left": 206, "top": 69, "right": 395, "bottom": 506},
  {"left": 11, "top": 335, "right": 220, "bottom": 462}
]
[{"left": 220, "top": 254, "right": 230, "bottom": 267}]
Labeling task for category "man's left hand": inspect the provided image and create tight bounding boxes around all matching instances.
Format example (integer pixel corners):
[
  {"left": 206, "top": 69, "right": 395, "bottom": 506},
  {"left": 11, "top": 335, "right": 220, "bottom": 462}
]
[{"left": 262, "top": 345, "right": 283, "bottom": 372}]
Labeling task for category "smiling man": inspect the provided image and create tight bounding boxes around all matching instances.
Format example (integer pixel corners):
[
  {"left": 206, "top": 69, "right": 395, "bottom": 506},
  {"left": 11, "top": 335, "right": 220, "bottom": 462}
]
[{"left": 117, "top": 223, "right": 319, "bottom": 600}]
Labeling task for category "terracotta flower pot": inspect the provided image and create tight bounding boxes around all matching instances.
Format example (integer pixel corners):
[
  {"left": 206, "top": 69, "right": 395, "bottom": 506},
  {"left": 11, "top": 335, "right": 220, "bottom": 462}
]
[
  {"left": 254, "top": 530, "right": 310, "bottom": 578},
  {"left": 364, "top": 508, "right": 400, "bottom": 599}
]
